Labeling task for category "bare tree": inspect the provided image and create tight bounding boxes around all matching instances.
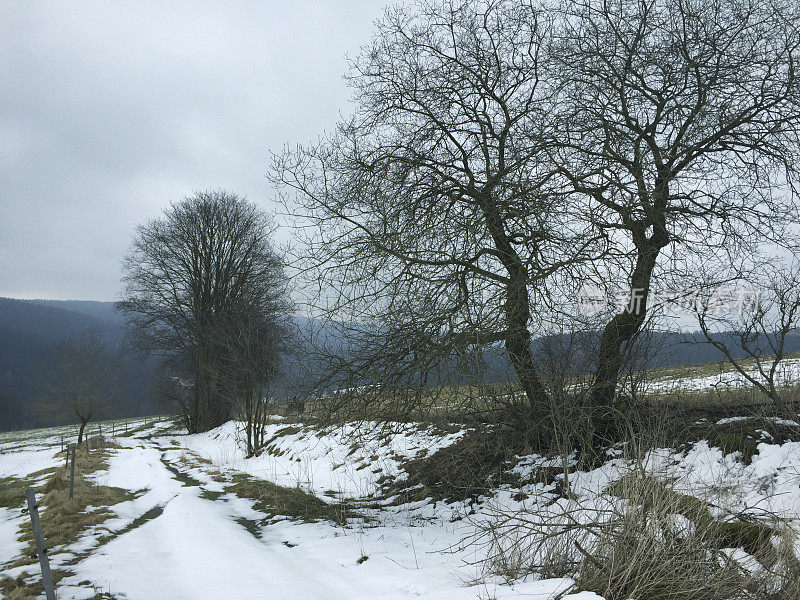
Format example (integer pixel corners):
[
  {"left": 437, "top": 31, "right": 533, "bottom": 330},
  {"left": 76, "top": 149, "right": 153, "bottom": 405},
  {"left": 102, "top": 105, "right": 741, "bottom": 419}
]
[
  {"left": 214, "top": 300, "right": 291, "bottom": 456},
  {"left": 272, "top": 0, "right": 600, "bottom": 421},
  {"left": 549, "top": 0, "right": 800, "bottom": 414},
  {"left": 694, "top": 262, "right": 800, "bottom": 403},
  {"left": 38, "top": 333, "right": 120, "bottom": 444},
  {"left": 118, "top": 190, "right": 290, "bottom": 432},
  {"left": 274, "top": 0, "right": 800, "bottom": 447}
]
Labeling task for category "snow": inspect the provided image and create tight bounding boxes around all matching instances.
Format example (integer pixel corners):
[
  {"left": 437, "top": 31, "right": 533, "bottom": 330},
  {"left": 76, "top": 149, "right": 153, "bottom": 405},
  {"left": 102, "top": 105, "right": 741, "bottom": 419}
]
[
  {"left": 0, "top": 419, "right": 592, "bottom": 600},
  {"left": 644, "top": 357, "right": 800, "bottom": 393},
  {"left": 73, "top": 491, "right": 469, "bottom": 600},
  {"left": 180, "top": 420, "right": 465, "bottom": 499},
  {"left": 0, "top": 448, "right": 60, "bottom": 479},
  {"left": 0, "top": 508, "right": 26, "bottom": 567},
  {"left": 4, "top": 413, "right": 800, "bottom": 600}
]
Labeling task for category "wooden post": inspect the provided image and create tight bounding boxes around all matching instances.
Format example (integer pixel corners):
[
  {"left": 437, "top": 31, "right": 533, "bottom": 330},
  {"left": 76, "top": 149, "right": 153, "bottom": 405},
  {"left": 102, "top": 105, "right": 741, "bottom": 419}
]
[
  {"left": 85, "top": 436, "right": 89, "bottom": 454},
  {"left": 69, "top": 446, "right": 76, "bottom": 500},
  {"left": 25, "top": 488, "right": 56, "bottom": 600}
]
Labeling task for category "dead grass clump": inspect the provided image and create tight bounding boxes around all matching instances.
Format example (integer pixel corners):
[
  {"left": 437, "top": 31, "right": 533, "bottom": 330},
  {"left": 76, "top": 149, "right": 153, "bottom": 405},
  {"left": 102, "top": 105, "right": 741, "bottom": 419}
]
[
  {"left": 579, "top": 475, "right": 745, "bottom": 600},
  {"left": 30, "top": 485, "right": 133, "bottom": 551},
  {"left": 582, "top": 472, "right": 800, "bottom": 599},
  {"left": 0, "top": 569, "right": 74, "bottom": 600},
  {"left": 228, "top": 473, "right": 355, "bottom": 525},
  {"left": 0, "top": 476, "right": 32, "bottom": 509},
  {"left": 0, "top": 575, "right": 43, "bottom": 600},
  {"left": 14, "top": 440, "right": 131, "bottom": 562},
  {"left": 577, "top": 510, "right": 744, "bottom": 599},
  {"left": 682, "top": 417, "right": 800, "bottom": 464},
  {"left": 388, "top": 426, "right": 526, "bottom": 503}
]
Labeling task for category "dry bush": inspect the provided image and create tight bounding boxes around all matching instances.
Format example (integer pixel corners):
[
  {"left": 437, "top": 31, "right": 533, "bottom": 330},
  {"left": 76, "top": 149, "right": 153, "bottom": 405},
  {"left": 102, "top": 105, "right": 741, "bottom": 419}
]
[
  {"left": 389, "top": 425, "right": 527, "bottom": 504},
  {"left": 474, "top": 460, "right": 800, "bottom": 599},
  {"left": 578, "top": 474, "right": 747, "bottom": 600}
]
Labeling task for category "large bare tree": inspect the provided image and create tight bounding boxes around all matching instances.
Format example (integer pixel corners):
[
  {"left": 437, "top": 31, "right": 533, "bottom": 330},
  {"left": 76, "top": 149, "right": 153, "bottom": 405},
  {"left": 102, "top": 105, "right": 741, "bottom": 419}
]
[
  {"left": 118, "top": 190, "right": 289, "bottom": 432},
  {"left": 272, "top": 0, "right": 600, "bottom": 421},
  {"left": 549, "top": 0, "right": 800, "bottom": 414}
]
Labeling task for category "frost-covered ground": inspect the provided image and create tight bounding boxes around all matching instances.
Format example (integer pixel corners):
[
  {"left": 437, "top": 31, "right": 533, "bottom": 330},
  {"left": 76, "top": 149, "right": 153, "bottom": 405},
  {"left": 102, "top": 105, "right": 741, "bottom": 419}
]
[
  {"left": 180, "top": 420, "right": 466, "bottom": 499},
  {"left": 3, "top": 415, "right": 800, "bottom": 599}
]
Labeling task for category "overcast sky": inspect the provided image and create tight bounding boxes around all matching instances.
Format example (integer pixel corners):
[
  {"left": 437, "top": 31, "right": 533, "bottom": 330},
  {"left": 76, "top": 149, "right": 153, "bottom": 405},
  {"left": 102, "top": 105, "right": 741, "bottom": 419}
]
[{"left": 0, "top": 1, "right": 389, "bottom": 301}]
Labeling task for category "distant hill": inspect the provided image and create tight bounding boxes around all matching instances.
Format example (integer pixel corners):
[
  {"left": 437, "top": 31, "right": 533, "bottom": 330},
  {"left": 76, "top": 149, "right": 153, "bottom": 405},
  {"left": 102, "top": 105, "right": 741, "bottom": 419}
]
[
  {"left": 0, "top": 297, "right": 159, "bottom": 432},
  {"left": 29, "top": 299, "right": 126, "bottom": 326},
  {"left": 3, "top": 296, "right": 799, "bottom": 431},
  {"left": 0, "top": 297, "right": 117, "bottom": 343}
]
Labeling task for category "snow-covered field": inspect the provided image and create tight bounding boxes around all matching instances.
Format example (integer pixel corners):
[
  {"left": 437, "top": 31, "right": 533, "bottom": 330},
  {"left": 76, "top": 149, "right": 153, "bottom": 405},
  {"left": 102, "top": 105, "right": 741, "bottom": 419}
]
[
  {"left": 3, "top": 415, "right": 800, "bottom": 599},
  {"left": 644, "top": 356, "right": 800, "bottom": 393}
]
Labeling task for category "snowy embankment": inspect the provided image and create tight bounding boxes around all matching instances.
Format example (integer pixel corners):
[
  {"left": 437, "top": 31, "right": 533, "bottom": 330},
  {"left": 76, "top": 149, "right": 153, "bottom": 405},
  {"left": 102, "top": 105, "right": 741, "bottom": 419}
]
[
  {"left": 180, "top": 420, "right": 466, "bottom": 499},
  {"left": 3, "top": 415, "right": 800, "bottom": 599}
]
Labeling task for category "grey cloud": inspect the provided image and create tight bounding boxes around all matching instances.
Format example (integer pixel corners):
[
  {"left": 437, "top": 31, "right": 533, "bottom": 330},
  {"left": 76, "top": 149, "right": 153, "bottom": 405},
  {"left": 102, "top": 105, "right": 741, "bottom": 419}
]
[{"left": 0, "top": 0, "right": 387, "bottom": 300}]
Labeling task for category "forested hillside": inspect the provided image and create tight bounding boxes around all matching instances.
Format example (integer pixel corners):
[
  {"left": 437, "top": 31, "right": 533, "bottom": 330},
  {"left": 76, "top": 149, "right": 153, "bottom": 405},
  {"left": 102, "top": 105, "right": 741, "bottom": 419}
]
[
  {"left": 5, "top": 296, "right": 798, "bottom": 432},
  {"left": 0, "top": 297, "right": 160, "bottom": 431}
]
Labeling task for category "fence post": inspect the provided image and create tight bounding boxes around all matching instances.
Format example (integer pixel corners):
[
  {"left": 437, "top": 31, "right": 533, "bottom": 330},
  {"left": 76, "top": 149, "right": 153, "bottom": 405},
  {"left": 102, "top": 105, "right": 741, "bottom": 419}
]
[
  {"left": 69, "top": 446, "right": 76, "bottom": 500},
  {"left": 25, "top": 488, "right": 56, "bottom": 600}
]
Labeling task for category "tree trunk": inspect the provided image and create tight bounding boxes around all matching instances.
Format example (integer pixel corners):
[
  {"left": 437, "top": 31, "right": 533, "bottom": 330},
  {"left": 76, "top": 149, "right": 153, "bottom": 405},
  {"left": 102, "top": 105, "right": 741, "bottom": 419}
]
[
  {"left": 479, "top": 192, "right": 550, "bottom": 415},
  {"left": 195, "top": 343, "right": 214, "bottom": 432},
  {"left": 245, "top": 389, "right": 253, "bottom": 457},
  {"left": 191, "top": 353, "right": 202, "bottom": 434},
  {"left": 77, "top": 419, "right": 88, "bottom": 445},
  {"left": 504, "top": 276, "right": 550, "bottom": 415},
  {"left": 590, "top": 223, "right": 668, "bottom": 410}
]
